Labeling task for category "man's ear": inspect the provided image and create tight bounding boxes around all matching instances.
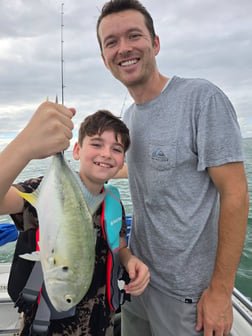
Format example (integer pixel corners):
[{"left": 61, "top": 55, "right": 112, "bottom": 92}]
[
  {"left": 101, "top": 53, "right": 109, "bottom": 69},
  {"left": 72, "top": 142, "right": 80, "bottom": 160},
  {"left": 153, "top": 35, "right": 160, "bottom": 56}
]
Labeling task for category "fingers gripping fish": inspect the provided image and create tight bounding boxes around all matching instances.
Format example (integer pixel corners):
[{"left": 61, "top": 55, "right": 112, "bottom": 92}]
[{"left": 15, "top": 152, "right": 106, "bottom": 312}]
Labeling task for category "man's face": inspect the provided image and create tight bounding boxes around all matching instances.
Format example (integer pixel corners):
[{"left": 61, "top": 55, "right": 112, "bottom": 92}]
[{"left": 98, "top": 9, "right": 160, "bottom": 89}]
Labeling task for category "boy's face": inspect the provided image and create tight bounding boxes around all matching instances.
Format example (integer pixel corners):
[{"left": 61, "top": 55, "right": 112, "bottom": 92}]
[{"left": 73, "top": 130, "right": 125, "bottom": 194}]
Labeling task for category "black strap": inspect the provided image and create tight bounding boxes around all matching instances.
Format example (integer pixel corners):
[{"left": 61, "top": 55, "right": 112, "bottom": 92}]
[
  {"left": 119, "top": 267, "right": 131, "bottom": 305},
  {"left": 29, "top": 293, "right": 51, "bottom": 336},
  {"left": 15, "top": 261, "right": 76, "bottom": 336},
  {"left": 15, "top": 261, "right": 43, "bottom": 314}
]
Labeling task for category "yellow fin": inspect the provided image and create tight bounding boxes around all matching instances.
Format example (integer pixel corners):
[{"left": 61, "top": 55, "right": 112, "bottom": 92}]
[{"left": 14, "top": 188, "right": 38, "bottom": 207}]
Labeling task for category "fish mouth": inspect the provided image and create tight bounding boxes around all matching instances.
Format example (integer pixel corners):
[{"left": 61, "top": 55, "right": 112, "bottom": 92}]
[{"left": 49, "top": 293, "right": 76, "bottom": 312}]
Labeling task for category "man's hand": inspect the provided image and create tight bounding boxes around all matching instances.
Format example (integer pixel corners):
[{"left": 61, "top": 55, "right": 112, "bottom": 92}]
[{"left": 196, "top": 285, "right": 233, "bottom": 336}]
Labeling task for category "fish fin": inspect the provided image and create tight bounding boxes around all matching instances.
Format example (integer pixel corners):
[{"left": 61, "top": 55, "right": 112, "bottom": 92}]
[
  {"left": 19, "top": 251, "right": 41, "bottom": 261},
  {"left": 14, "top": 188, "right": 39, "bottom": 207}
]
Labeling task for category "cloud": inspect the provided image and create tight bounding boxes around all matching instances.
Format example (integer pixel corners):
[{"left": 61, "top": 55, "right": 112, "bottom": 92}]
[{"left": 0, "top": 0, "right": 251, "bottom": 143}]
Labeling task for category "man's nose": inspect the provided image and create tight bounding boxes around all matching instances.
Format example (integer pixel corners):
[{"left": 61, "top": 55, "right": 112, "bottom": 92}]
[{"left": 118, "top": 38, "right": 133, "bottom": 54}]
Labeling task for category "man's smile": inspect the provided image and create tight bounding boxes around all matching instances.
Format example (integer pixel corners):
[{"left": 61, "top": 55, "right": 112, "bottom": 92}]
[{"left": 119, "top": 58, "right": 139, "bottom": 67}]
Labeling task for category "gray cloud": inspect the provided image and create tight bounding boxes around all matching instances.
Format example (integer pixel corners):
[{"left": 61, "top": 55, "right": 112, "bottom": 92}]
[{"left": 0, "top": 0, "right": 251, "bottom": 146}]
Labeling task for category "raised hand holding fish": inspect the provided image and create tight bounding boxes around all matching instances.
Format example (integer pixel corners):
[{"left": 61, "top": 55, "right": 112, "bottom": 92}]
[
  {"left": 20, "top": 100, "right": 75, "bottom": 160},
  {"left": 0, "top": 100, "right": 75, "bottom": 203}
]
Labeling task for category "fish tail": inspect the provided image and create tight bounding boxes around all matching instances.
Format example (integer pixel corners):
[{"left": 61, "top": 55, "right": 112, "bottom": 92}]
[{"left": 14, "top": 188, "right": 39, "bottom": 207}]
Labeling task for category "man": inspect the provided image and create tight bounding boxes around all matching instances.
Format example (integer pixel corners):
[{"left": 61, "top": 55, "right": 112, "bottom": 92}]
[{"left": 96, "top": 0, "right": 249, "bottom": 335}]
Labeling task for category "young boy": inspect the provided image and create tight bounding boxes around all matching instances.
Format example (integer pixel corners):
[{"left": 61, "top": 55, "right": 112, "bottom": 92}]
[{"left": 0, "top": 103, "right": 150, "bottom": 336}]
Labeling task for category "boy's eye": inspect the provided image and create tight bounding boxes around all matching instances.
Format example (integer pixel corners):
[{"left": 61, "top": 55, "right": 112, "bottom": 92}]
[
  {"left": 113, "top": 147, "right": 123, "bottom": 153},
  {"left": 91, "top": 143, "right": 101, "bottom": 147}
]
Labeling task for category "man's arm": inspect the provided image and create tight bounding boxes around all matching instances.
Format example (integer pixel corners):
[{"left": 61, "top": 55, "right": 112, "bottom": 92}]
[
  {"left": 196, "top": 162, "right": 249, "bottom": 336},
  {"left": 112, "top": 163, "right": 128, "bottom": 179}
]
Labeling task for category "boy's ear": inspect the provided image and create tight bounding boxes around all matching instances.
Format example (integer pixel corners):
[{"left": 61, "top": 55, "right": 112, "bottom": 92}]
[{"left": 73, "top": 142, "right": 80, "bottom": 160}]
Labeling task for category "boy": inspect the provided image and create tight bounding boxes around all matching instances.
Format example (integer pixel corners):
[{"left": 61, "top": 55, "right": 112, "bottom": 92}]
[{"left": 0, "top": 103, "right": 150, "bottom": 336}]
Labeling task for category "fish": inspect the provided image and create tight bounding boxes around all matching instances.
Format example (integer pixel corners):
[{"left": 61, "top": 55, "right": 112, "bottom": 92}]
[{"left": 15, "top": 152, "right": 106, "bottom": 312}]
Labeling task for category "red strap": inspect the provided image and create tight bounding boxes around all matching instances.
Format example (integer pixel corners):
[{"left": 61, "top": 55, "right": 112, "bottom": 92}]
[
  {"left": 101, "top": 200, "right": 106, "bottom": 240},
  {"left": 35, "top": 228, "right": 41, "bottom": 303},
  {"left": 36, "top": 228, "right": 40, "bottom": 251},
  {"left": 100, "top": 198, "right": 115, "bottom": 311}
]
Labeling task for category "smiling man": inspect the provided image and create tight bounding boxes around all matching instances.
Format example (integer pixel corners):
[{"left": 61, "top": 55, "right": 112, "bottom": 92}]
[{"left": 97, "top": 1, "right": 249, "bottom": 336}]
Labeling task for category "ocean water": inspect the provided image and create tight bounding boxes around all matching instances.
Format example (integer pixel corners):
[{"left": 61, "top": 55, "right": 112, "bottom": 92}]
[{"left": 0, "top": 138, "right": 251, "bottom": 300}]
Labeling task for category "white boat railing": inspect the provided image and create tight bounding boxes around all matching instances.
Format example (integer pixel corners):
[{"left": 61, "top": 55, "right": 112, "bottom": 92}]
[{"left": 232, "top": 287, "right": 252, "bottom": 325}]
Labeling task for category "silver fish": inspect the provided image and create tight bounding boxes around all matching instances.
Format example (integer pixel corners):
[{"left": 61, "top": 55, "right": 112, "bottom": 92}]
[{"left": 16, "top": 152, "right": 106, "bottom": 312}]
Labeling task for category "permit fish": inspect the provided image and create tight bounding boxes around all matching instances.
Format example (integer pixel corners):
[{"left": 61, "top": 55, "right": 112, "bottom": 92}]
[{"left": 15, "top": 152, "right": 106, "bottom": 312}]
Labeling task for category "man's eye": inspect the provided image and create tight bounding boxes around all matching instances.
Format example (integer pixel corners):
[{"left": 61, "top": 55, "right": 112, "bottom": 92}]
[
  {"left": 129, "top": 33, "right": 141, "bottom": 40},
  {"left": 105, "top": 40, "right": 116, "bottom": 48}
]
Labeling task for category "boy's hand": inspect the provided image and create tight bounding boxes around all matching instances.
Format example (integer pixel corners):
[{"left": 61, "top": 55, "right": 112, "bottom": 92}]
[
  {"left": 19, "top": 101, "right": 75, "bottom": 160},
  {"left": 124, "top": 255, "right": 150, "bottom": 296}
]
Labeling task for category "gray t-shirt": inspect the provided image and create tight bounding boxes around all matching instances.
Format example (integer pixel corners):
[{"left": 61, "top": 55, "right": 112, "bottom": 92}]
[{"left": 123, "top": 76, "right": 244, "bottom": 301}]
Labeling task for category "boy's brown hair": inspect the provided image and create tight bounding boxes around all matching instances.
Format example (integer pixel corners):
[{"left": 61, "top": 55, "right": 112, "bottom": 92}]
[
  {"left": 96, "top": 0, "right": 156, "bottom": 50},
  {"left": 78, "top": 110, "right": 130, "bottom": 152}
]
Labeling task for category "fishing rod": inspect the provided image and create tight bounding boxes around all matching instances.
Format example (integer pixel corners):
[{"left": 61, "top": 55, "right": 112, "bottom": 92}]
[{"left": 60, "top": 3, "right": 65, "bottom": 105}]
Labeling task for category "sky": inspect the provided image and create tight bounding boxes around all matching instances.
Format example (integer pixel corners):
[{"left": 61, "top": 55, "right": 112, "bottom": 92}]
[{"left": 0, "top": 0, "right": 252, "bottom": 150}]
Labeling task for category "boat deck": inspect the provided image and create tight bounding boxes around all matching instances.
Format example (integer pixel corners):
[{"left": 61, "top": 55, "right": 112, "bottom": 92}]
[
  {"left": 0, "top": 264, "right": 20, "bottom": 335},
  {"left": 0, "top": 263, "right": 251, "bottom": 335}
]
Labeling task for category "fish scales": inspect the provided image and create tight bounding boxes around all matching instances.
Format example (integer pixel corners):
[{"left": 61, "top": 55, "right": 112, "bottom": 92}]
[
  {"left": 40, "top": 153, "right": 95, "bottom": 311},
  {"left": 15, "top": 152, "right": 106, "bottom": 312}
]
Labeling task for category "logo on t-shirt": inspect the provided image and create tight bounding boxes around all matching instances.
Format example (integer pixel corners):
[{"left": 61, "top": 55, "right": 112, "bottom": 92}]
[{"left": 152, "top": 148, "right": 168, "bottom": 161}]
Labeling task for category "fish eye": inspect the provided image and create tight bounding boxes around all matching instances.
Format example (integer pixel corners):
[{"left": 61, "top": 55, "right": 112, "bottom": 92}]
[
  {"left": 62, "top": 266, "right": 69, "bottom": 272},
  {"left": 65, "top": 295, "right": 72, "bottom": 304}
]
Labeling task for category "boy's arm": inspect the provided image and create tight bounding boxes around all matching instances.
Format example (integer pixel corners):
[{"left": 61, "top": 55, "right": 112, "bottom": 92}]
[
  {"left": 0, "top": 101, "right": 75, "bottom": 214},
  {"left": 119, "top": 238, "right": 150, "bottom": 296}
]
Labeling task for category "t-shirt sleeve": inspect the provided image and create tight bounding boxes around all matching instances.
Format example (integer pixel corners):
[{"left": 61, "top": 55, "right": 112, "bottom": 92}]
[{"left": 197, "top": 91, "right": 244, "bottom": 171}]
